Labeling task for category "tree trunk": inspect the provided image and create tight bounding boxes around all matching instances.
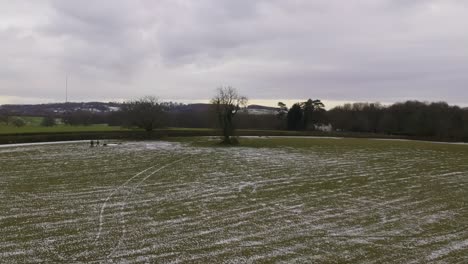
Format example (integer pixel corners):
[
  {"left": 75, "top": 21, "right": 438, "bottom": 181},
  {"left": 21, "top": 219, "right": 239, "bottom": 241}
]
[
  {"left": 223, "top": 122, "right": 231, "bottom": 144},
  {"left": 222, "top": 114, "right": 233, "bottom": 144}
]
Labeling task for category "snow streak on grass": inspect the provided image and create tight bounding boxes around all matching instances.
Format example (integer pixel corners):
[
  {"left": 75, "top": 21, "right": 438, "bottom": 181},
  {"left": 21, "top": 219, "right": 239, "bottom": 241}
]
[{"left": 0, "top": 138, "right": 467, "bottom": 263}]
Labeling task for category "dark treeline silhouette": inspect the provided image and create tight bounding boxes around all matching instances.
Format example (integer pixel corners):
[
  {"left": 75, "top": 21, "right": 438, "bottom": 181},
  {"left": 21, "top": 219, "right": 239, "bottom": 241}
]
[
  {"left": 286, "top": 99, "right": 326, "bottom": 130},
  {"left": 327, "top": 101, "right": 468, "bottom": 141},
  {"left": 0, "top": 109, "right": 12, "bottom": 125},
  {"left": 66, "top": 99, "right": 468, "bottom": 142},
  {"left": 62, "top": 111, "right": 109, "bottom": 126},
  {"left": 166, "top": 112, "right": 213, "bottom": 128}
]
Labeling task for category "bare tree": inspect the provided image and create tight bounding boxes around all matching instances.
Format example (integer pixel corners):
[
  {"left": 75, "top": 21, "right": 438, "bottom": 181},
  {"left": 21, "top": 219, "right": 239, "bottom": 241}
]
[
  {"left": 121, "top": 96, "right": 166, "bottom": 132},
  {"left": 211, "top": 87, "right": 247, "bottom": 144}
]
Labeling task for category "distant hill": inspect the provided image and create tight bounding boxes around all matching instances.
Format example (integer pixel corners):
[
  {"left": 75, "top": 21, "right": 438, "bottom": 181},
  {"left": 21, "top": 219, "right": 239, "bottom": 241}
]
[
  {"left": 246, "top": 105, "right": 278, "bottom": 115},
  {"left": 0, "top": 102, "right": 122, "bottom": 116},
  {"left": 0, "top": 102, "right": 279, "bottom": 116},
  {"left": 170, "top": 103, "right": 211, "bottom": 112},
  {"left": 247, "top": 104, "right": 278, "bottom": 111}
]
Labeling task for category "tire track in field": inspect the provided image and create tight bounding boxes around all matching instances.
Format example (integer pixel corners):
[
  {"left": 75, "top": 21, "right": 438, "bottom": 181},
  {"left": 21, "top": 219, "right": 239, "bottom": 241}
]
[
  {"left": 105, "top": 156, "right": 190, "bottom": 259},
  {"left": 94, "top": 165, "right": 157, "bottom": 242}
]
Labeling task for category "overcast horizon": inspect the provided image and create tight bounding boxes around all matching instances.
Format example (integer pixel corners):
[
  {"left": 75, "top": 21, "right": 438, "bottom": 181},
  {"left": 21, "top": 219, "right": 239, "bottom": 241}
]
[{"left": 1, "top": 1, "right": 468, "bottom": 107}]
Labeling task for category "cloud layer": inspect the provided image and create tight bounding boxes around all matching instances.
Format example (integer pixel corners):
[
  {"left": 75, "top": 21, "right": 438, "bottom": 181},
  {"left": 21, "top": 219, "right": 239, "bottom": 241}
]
[{"left": 1, "top": 0, "right": 467, "bottom": 105}]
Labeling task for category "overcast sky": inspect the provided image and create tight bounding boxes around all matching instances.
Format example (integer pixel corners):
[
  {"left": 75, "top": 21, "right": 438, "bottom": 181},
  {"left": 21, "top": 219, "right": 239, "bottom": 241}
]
[{"left": 1, "top": 0, "right": 467, "bottom": 107}]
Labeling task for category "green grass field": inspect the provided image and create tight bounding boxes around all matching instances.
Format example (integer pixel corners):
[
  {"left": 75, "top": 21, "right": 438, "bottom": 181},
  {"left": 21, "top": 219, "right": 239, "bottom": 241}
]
[
  {"left": 18, "top": 116, "right": 44, "bottom": 126},
  {"left": 0, "top": 123, "right": 128, "bottom": 134},
  {"left": 0, "top": 118, "right": 404, "bottom": 140},
  {"left": 0, "top": 116, "right": 131, "bottom": 135},
  {"left": 0, "top": 137, "right": 467, "bottom": 262}
]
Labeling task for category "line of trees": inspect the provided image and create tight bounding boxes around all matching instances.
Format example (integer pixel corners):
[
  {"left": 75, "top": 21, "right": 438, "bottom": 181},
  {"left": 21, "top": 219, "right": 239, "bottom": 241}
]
[
  {"left": 2, "top": 89, "right": 468, "bottom": 142},
  {"left": 62, "top": 111, "right": 106, "bottom": 126},
  {"left": 327, "top": 101, "right": 468, "bottom": 140},
  {"left": 0, "top": 109, "right": 11, "bottom": 125},
  {"left": 119, "top": 96, "right": 166, "bottom": 131},
  {"left": 0, "top": 109, "right": 26, "bottom": 127}
]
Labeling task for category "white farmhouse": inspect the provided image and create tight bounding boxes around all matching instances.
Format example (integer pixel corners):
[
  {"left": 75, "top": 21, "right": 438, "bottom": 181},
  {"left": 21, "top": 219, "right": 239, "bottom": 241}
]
[{"left": 314, "top": 123, "right": 333, "bottom": 132}]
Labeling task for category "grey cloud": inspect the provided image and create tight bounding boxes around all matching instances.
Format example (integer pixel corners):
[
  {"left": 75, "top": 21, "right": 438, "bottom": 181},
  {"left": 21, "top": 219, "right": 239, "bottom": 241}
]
[
  {"left": 0, "top": 0, "right": 467, "bottom": 105},
  {"left": 42, "top": 0, "right": 157, "bottom": 78}
]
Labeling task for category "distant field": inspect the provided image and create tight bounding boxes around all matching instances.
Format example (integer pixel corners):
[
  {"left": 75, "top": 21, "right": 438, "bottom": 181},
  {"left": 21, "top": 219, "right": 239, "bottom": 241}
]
[
  {"left": 0, "top": 125, "right": 281, "bottom": 136},
  {"left": 0, "top": 124, "right": 127, "bottom": 134},
  {"left": 17, "top": 116, "right": 44, "bottom": 126},
  {"left": 0, "top": 121, "right": 408, "bottom": 145},
  {"left": 0, "top": 137, "right": 467, "bottom": 262}
]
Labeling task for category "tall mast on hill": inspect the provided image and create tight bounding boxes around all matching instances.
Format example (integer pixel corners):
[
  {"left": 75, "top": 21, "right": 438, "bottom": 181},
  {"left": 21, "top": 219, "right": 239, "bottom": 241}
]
[{"left": 65, "top": 74, "right": 68, "bottom": 103}]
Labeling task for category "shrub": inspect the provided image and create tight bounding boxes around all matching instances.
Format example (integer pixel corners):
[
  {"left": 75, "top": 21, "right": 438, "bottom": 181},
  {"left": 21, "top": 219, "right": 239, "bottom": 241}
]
[
  {"left": 41, "top": 116, "right": 56, "bottom": 127},
  {"left": 11, "top": 117, "right": 26, "bottom": 127}
]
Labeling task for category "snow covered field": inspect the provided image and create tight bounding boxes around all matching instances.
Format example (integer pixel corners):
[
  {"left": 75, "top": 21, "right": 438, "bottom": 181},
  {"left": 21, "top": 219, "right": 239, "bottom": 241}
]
[{"left": 0, "top": 138, "right": 467, "bottom": 263}]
